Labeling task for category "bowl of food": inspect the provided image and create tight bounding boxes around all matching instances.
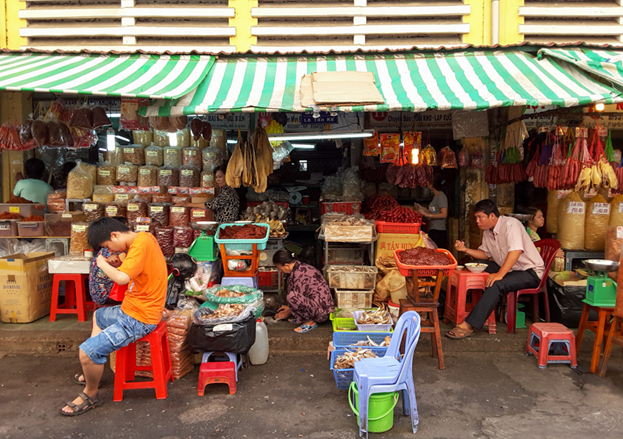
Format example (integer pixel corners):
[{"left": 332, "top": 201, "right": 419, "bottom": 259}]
[
  {"left": 465, "top": 262, "right": 487, "bottom": 273},
  {"left": 456, "top": 265, "right": 464, "bottom": 271}
]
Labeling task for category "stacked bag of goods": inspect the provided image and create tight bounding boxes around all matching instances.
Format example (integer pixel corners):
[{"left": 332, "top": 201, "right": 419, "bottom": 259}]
[
  {"left": 606, "top": 195, "right": 623, "bottom": 263},
  {"left": 135, "top": 309, "right": 194, "bottom": 379},
  {"left": 584, "top": 194, "right": 610, "bottom": 251},
  {"left": 557, "top": 191, "right": 586, "bottom": 250}
]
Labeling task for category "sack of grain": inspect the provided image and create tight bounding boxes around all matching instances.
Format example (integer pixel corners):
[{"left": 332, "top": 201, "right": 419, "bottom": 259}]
[
  {"left": 557, "top": 191, "right": 585, "bottom": 250},
  {"left": 585, "top": 194, "right": 610, "bottom": 251}
]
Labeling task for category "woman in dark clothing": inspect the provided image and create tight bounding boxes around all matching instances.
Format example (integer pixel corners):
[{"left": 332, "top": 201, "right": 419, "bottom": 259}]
[
  {"left": 273, "top": 250, "right": 335, "bottom": 333},
  {"left": 414, "top": 173, "right": 449, "bottom": 249},
  {"left": 205, "top": 165, "right": 240, "bottom": 223}
]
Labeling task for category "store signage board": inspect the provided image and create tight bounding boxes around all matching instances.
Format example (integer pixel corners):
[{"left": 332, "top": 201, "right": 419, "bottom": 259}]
[
  {"left": 583, "top": 103, "right": 623, "bottom": 129},
  {"left": 300, "top": 112, "right": 338, "bottom": 124},
  {"left": 367, "top": 111, "right": 452, "bottom": 130},
  {"left": 203, "top": 114, "right": 251, "bottom": 130},
  {"left": 203, "top": 112, "right": 361, "bottom": 132}
]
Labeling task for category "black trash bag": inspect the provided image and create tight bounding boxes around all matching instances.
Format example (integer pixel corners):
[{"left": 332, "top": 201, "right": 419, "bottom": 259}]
[
  {"left": 189, "top": 313, "right": 256, "bottom": 354},
  {"left": 547, "top": 278, "right": 597, "bottom": 328}
]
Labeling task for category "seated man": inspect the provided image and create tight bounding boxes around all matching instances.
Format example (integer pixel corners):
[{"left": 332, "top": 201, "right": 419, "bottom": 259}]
[
  {"left": 448, "top": 199, "right": 544, "bottom": 339},
  {"left": 60, "top": 217, "right": 167, "bottom": 416}
]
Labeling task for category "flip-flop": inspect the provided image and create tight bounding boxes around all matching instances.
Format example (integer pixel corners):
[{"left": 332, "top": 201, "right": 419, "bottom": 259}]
[
  {"left": 294, "top": 324, "right": 318, "bottom": 333},
  {"left": 287, "top": 318, "right": 296, "bottom": 323},
  {"left": 446, "top": 326, "right": 475, "bottom": 340}
]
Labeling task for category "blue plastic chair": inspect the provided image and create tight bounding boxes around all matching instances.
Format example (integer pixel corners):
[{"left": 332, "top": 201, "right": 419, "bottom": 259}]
[{"left": 352, "top": 311, "right": 422, "bottom": 438}]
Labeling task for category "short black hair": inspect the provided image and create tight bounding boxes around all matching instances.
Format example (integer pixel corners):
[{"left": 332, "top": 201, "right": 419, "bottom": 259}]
[
  {"left": 214, "top": 164, "right": 227, "bottom": 176},
  {"left": 112, "top": 216, "right": 129, "bottom": 226},
  {"left": 432, "top": 173, "right": 445, "bottom": 192},
  {"left": 272, "top": 248, "right": 297, "bottom": 266},
  {"left": 168, "top": 253, "right": 197, "bottom": 280},
  {"left": 87, "top": 217, "right": 131, "bottom": 253},
  {"left": 473, "top": 199, "right": 500, "bottom": 217},
  {"left": 25, "top": 158, "right": 45, "bottom": 180}
]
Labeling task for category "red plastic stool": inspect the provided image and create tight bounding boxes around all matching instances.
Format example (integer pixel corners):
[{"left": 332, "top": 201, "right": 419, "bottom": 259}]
[
  {"left": 50, "top": 273, "right": 94, "bottom": 322},
  {"left": 114, "top": 321, "right": 173, "bottom": 401},
  {"left": 444, "top": 270, "right": 496, "bottom": 334},
  {"left": 525, "top": 323, "right": 578, "bottom": 369},
  {"left": 197, "top": 362, "right": 237, "bottom": 396}
]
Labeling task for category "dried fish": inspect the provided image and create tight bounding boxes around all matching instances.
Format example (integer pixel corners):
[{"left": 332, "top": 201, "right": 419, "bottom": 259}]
[
  {"left": 334, "top": 348, "right": 379, "bottom": 369},
  {"left": 356, "top": 308, "right": 392, "bottom": 325},
  {"left": 199, "top": 303, "right": 246, "bottom": 320},
  {"left": 351, "top": 335, "right": 391, "bottom": 347}
]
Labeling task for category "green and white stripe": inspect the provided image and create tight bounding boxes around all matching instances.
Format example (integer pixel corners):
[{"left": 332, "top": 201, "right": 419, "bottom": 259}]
[
  {"left": 0, "top": 53, "right": 213, "bottom": 99},
  {"left": 141, "top": 50, "right": 622, "bottom": 116},
  {"left": 539, "top": 48, "right": 623, "bottom": 90}
]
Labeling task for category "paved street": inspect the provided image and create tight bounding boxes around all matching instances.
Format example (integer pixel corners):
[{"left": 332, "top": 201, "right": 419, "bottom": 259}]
[{"left": 1, "top": 349, "right": 622, "bottom": 439}]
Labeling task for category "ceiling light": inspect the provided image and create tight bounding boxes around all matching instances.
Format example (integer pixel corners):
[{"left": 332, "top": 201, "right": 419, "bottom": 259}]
[
  {"left": 291, "top": 143, "right": 315, "bottom": 149},
  {"left": 168, "top": 132, "right": 178, "bottom": 147},
  {"left": 268, "top": 130, "right": 374, "bottom": 142},
  {"left": 595, "top": 103, "right": 605, "bottom": 112},
  {"left": 106, "top": 128, "right": 116, "bottom": 152}
]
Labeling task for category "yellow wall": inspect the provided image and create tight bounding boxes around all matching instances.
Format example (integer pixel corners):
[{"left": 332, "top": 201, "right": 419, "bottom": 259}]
[
  {"left": 229, "top": 0, "right": 258, "bottom": 53},
  {"left": 2, "top": 0, "right": 27, "bottom": 49},
  {"left": 463, "top": 0, "right": 490, "bottom": 46},
  {"left": 499, "top": 0, "right": 524, "bottom": 46}
]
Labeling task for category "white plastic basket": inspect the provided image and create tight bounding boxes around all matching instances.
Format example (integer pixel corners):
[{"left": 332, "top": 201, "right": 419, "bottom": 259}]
[{"left": 352, "top": 310, "right": 393, "bottom": 332}]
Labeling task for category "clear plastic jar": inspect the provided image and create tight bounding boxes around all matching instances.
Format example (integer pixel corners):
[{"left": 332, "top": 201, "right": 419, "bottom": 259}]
[
  {"left": 145, "top": 145, "right": 164, "bottom": 167},
  {"left": 200, "top": 171, "right": 215, "bottom": 188},
  {"left": 157, "top": 166, "right": 179, "bottom": 187},
  {"left": 97, "top": 165, "right": 117, "bottom": 185},
  {"left": 69, "top": 223, "right": 89, "bottom": 255},
  {"left": 182, "top": 147, "right": 202, "bottom": 168},
  {"left": 107, "top": 147, "right": 124, "bottom": 166},
  {"left": 176, "top": 128, "right": 191, "bottom": 148},
  {"left": 153, "top": 130, "right": 169, "bottom": 147},
  {"left": 83, "top": 202, "right": 104, "bottom": 222},
  {"left": 137, "top": 165, "right": 158, "bottom": 187},
  {"left": 169, "top": 206, "right": 190, "bottom": 227},
  {"left": 133, "top": 130, "right": 153, "bottom": 147},
  {"left": 116, "top": 164, "right": 138, "bottom": 183},
  {"left": 179, "top": 165, "right": 200, "bottom": 188},
  {"left": 164, "top": 146, "right": 183, "bottom": 167},
  {"left": 202, "top": 146, "right": 223, "bottom": 172},
  {"left": 123, "top": 146, "right": 145, "bottom": 165}
]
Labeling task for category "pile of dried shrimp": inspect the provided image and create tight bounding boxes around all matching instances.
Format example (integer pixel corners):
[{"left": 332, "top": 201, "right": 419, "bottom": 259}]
[
  {"left": 334, "top": 348, "right": 379, "bottom": 369},
  {"left": 214, "top": 288, "right": 245, "bottom": 298},
  {"left": 200, "top": 303, "right": 246, "bottom": 320}
]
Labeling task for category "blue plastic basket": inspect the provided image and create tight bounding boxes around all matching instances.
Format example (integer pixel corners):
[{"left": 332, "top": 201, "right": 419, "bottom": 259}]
[
  {"left": 332, "top": 331, "right": 393, "bottom": 349},
  {"left": 330, "top": 347, "right": 388, "bottom": 390},
  {"left": 215, "top": 223, "right": 270, "bottom": 251}
]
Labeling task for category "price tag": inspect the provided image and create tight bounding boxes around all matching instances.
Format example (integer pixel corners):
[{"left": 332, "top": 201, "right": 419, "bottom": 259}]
[
  {"left": 124, "top": 148, "right": 135, "bottom": 154},
  {"left": 598, "top": 125, "right": 608, "bottom": 137},
  {"left": 181, "top": 170, "right": 194, "bottom": 176},
  {"left": 99, "top": 170, "right": 110, "bottom": 176},
  {"left": 146, "top": 151, "right": 158, "bottom": 157},
  {"left": 62, "top": 213, "right": 72, "bottom": 219},
  {"left": 151, "top": 206, "right": 164, "bottom": 212},
  {"left": 202, "top": 174, "right": 214, "bottom": 181},
  {"left": 72, "top": 225, "right": 87, "bottom": 232},
  {"left": 576, "top": 127, "right": 588, "bottom": 138},
  {"left": 184, "top": 149, "right": 197, "bottom": 156},
  {"left": 584, "top": 188, "right": 597, "bottom": 199},
  {"left": 84, "top": 204, "right": 98, "bottom": 210},
  {"left": 127, "top": 204, "right": 139, "bottom": 212},
  {"left": 139, "top": 168, "right": 151, "bottom": 175},
  {"left": 206, "top": 153, "right": 216, "bottom": 158},
  {"left": 115, "top": 194, "right": 129, "bottom": 201},
  {"left": 165, "top": 148, "right": 178, "bottom": 153},
  {"left": 619, "top": 203, "right": 623, "bottom": 213},
  {"left": 171, "top": 207, "right": 185, "bottom": 213},
  {"left": 213, "top": 324, "right": 233, "bottom": 332},
  {"left": 0, "top": 224, "right": 10, "bottom": 231},
  {"left": 567, "top": 201, "right": 585, "bottom": 214},
  {"left": 106, "top": 206, "right": 118, "bottom": 215},
  {"left": 118, "top": 166, "right": 129, "bottom": 173},
  {"left": 618, "top": 226, "right": 623, "bottom": 239},
  {"left": 593, "top": 203, "right": 610, "bottom": 215},
  {"left": 160, "top": 170, "right": 172, "bottom": 176},
  {"left": 136, "top": 225, "right": 150, "bottom": 232},
  {"left": 557, "top": 190, "right": 571, "bottom": 200},
  {"left": 192, "top": 210, "right": 206, "bottom": 218}
]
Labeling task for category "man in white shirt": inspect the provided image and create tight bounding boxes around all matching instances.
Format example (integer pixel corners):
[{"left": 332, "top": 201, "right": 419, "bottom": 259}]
[{"left": 447, "top": 199, "right": 544, "bottom": 339}]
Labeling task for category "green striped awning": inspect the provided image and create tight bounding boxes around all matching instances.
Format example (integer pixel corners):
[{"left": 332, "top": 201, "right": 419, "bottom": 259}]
[
  {"left": 141, "top": 50, "right": 622, "bottom": 116},
  {"left": 539, "top": 48, "right": 623, "bottom": 90},
  {"left": 0, "top": 53, "right": 213, "bottom": 99}
]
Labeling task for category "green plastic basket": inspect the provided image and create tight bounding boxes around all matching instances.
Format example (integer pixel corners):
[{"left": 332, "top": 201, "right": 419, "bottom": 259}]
[{"left": 330, "top": 308, "right": 393, "bottom": 333}]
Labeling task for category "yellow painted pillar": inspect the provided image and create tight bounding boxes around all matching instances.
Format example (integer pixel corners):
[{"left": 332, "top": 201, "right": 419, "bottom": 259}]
[
  {"left": 6, "top": 0, "right": 27, "bottom": 49},
  {"left": 499, "top": 0, "right": 524, "bottom": 45},
  {"left": 463, "top": 0, "right": 490, "bottom": 46},
  {"left": 229, "top": 0, "right": 258, "bottom": 53},
  {"left": 1, "top": 93, "right": 31, "bottom": 202}
]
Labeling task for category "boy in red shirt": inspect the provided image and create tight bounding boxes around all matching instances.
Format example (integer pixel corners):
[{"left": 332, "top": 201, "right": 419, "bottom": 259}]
[{"left": 60, "top": 218, "right": 167, "bottom": 416}]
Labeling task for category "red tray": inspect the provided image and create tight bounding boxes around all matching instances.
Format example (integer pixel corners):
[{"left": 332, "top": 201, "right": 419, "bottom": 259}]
[
  {"left": 394, "top": 248, "right": 457, "bottom": 277},
  {"left": 376, "top": 221, "right": 421, "bottom": 234}
]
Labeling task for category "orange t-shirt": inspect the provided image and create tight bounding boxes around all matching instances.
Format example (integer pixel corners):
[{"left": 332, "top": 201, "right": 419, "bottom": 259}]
[{"left": 118, "top": 232, "right": 167, "bottom": 325}]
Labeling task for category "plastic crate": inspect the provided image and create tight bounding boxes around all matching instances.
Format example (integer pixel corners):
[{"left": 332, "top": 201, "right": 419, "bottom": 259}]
[
  {"left": 327, "top": 247, "right": 365, "bottom": 264},
  {"left": 330, "top": 347, "right": 388, "bottom": 390},
  {"left": 335, "top": 289, "right": 374, "bottom": 309},
  {"left": 330, "top": 310, "right": 359, "bottom": 332},
  {"left": 376, "top": 221, "right": 421, "bottom": 234},
  {"left": 257, "top": 269, "right": 278, "bottom": 288},
  {"left": 352, "top": 310, "right": 393, "bottom": 332},
  {"left": 0, "top": 203, "right": 45, "bottom": 217},
  {"left": 0, "top": 220, "right": 18, "bottom": 237},
  {"left": 215, "top": 223, "right": 270, "bottom": 251},
  {"left": 332, "top": 331, "right": 392, "bottom": 348},
  {"left": 327, "top": 265, "right": 378, "bottom": 290},
  {"left": 17, "top": 221, "right": 46, "bottom": 237},
  {"left": 394, "top": 248, "right": 457, "bottom": 277},
  {"left": 321, "top": 201, "right": 361, "bottom": 215}
]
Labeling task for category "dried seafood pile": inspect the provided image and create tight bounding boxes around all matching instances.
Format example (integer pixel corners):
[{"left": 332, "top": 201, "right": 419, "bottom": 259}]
[
  {"left": 219, "top": 224, "right": 267, "bottom": 239},
  {"left": 350, "top": 335, "right": 391, "bottom": 347},
  {"left": 199, "top": 303, "right": 246, "bottom": 320},
  {"left": 333, "top": 348, "right": 380, "bottom": 369},
  {"left": 214, "top": 288, "right": 245, "bottom": 298},
  {"left": 398, "top": 247, "right": 453, "bottom": 266},
  {"left": 356, "top": 309, "right": 392, "bottom": 325}
]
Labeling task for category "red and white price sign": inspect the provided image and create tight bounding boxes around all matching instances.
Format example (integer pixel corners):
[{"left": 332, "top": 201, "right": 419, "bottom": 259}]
[
  {"left": 618, "top": 226, "right": 623, "bottom": 240},
  {"left": 592, "top": 203, "right": 610, "bottom": 215},
  {"left": 557, "top": 190, "right": 571, "bottom": 200},
  {"left": 619, "top": 202, "right": 623, "bottom": 213},
  {"left": 567, "top": 201, "right": 585, "bottom": 214},
  {"left": 576, "top": 127, "right": 589, "bottom": 138},
  {"left": 598, "top": 125, "right": 609, "bottom": 137}
]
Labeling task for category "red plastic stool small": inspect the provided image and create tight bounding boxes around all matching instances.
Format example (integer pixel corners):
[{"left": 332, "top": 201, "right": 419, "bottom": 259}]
[
  {"left": 198, "top": 362, "right": 237, "bottom": 396},
  {"left": 50, "top": 273, "right": 94, "bottom": 322},
  {"left": 525, "top": 322, "right": 577, "bottom": 369},
  {"left": 114, "top": 321, "right": 173, "bottom": 401},
  {"left": 445, "top": 270, "right": 496, "bottom": 334}
]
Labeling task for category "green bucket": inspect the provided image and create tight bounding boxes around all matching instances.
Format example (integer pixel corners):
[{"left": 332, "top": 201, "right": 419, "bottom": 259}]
[{"left": 348, "top": 382, "right": 399, "bottom": 433}]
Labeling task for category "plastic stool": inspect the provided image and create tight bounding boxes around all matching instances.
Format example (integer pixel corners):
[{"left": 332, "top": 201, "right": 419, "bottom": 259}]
[
  {"left": 444, "top": 270, "right": 496, "bottom": 334},
  {"left": 50, "top": 273, "right": 94, "bottom": 322},
  {"left": 525, "top": 323, "right": 577, "bottom": 369},
  {"left": 202, "top": 351, "right": 241, "bottom": 381},
  {"left": 221, "top": 276, "right": 258, "bottom": 289},
  {"left": 114, "top": 321, "right": 173, "bottom": 401},
  {"left": 197, "top": 362, "right": 237, "bottom": 396}
]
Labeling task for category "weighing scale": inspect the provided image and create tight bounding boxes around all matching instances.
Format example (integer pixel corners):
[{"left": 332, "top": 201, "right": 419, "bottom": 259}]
[
  {"left": 582, "top": 259, "right": 619, "bottom": 307},
  {"left": 188, "top": 221, "right": 220, "bottom": 262}
]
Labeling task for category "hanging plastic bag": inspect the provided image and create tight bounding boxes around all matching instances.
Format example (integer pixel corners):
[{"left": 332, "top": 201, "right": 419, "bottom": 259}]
[
  {"left": 606, "top": 131, "right": 617, "bottom": 164},
  {"left": 458, "top": 146, "right": 470, "bottom": 167},
  {"left": 402, "top": 132, "right": 421, "bottom": 164},
  {"left": 585, "top": 194, "right": 610, "bottom": 251},
  {"left": 469, "top": 151, "right": 484, "bottom": 169},
  {"left": 439, "top": 146, "right": 458, "bottom": 169},
  {"left": 66, "top": 160, "right": 94, "bottom": 199},
  {"left": 363, "top": 131, "right": 380, "bottom": 156},
  {"left": 557, "top": 191, "right": 585, "bottom": 250},
  {"left": 70, "top": 106, "right": 93, "bottom": 130},
  {"left": 380, "top": 134, "right": 399, "bottom": 164}
]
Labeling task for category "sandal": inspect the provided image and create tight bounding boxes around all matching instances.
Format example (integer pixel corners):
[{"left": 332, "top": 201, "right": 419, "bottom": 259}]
[
  {"left": 287, "top": 318, "right": 296, "bottom": 323},
  {"left": 59, "top": 391, "right": 103, "bottom": 417},
  {"left": 294, "top": 324, "right": 318, "bottom": 333},
  {"left": 446, "top": 326, "right": 475, "bottom": 340},
  {"left": 73, "top": 374, "right": 102, "bottom": 388}
]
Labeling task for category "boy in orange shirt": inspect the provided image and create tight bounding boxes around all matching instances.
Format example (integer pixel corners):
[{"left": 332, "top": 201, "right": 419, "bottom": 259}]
[{"left": 60, "top": 217, "right": 167, "bottom": 416}]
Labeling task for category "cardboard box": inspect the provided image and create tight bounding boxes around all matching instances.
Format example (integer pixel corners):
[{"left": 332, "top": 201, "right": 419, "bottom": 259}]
[
  {"left": 47, "top": 256, "right": 91, "bottom": 274},
  {"left": 375, "top": 233, "right": 424, "bottom": 259},
  {"left": 0, "top": 252, "right": 55, "bottom": 323}
]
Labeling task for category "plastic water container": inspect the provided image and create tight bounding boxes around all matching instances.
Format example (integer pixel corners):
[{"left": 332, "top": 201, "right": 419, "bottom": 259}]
[{"left": 248, "top": 320, "right": 269, "bottom": 365}]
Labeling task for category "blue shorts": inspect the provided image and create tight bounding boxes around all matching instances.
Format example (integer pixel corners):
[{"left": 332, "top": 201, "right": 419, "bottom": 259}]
[{"left": 79, "top": 306, "right": 156, "bottom": 365}]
